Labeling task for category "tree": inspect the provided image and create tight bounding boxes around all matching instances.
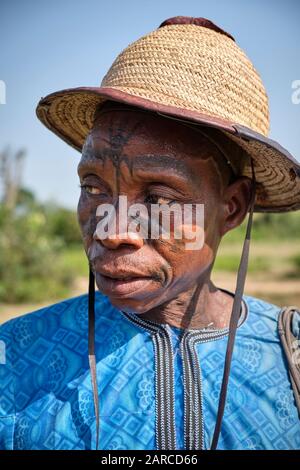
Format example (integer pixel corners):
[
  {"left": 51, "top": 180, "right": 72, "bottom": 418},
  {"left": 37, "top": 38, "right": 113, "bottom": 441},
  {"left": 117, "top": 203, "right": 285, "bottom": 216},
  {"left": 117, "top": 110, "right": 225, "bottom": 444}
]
[
  {"left": 0, "top": 147, "right": 26, "bottom": 210},
  {"left": 0, "top": 148, "right": 78, "bottom": 303}
]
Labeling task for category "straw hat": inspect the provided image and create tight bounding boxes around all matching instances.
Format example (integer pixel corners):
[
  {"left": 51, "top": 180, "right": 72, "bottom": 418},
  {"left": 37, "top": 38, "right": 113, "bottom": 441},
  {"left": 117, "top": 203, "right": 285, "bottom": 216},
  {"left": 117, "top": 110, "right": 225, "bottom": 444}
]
[{"left": 36, "top": 16, "right": 300, "bottom": 212}]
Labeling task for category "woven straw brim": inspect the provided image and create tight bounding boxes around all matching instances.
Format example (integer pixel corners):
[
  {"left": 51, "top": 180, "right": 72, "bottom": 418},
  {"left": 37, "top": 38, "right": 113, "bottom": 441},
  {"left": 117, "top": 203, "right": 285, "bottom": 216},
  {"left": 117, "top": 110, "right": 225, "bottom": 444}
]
[{"left": 36, "top": 87, "right": 300, "bottom": 213}]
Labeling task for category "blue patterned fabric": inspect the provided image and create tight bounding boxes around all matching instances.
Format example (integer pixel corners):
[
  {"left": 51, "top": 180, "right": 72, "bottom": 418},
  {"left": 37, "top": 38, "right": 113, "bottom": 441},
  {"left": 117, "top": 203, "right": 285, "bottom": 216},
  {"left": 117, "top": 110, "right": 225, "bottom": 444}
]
[{"left": 0, "top": 292, "right": 299, "bottom": 450}]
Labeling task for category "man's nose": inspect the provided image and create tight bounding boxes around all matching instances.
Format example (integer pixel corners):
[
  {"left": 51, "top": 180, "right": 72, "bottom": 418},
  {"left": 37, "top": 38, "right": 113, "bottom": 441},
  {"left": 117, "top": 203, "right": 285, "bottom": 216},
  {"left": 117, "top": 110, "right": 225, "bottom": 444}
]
[
  {"left": 93, "top": 194, "right": 148, "bottom": 249},
  {"left": 94, "top": 227, "right": 144, "bottom": 250}
]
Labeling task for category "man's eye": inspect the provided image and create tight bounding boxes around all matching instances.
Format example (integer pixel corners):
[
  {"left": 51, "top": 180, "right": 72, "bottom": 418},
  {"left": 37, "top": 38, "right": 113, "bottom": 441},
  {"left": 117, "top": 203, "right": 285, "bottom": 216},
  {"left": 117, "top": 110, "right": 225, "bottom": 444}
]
[
  {"left": 80, "top": 184, "right": 103, "bottom": 195},
  {"left": 145, "top": 194, "right": 176, "bottom": 205}
]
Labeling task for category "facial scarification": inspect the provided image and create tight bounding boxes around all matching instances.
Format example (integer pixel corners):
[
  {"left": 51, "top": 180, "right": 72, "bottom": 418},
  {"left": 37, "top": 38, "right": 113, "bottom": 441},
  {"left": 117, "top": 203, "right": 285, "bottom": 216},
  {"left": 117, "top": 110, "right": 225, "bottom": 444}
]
[
  {"left": 78, "top": 106, "right": 252, "bottom": 330},
  {"left": 84, "top": 112, "right": 146, "bottom": 194}
]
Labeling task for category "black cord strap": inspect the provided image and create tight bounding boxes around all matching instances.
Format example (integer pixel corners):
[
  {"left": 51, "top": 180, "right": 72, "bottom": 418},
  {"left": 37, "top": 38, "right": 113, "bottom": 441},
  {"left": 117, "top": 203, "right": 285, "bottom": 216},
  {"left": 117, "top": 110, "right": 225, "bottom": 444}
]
[
  {"left": 210, "top": 160, "right": 256, "bottom": 450},
  {"left": 88, "top": 267, "right": 100, "bottom": 450}
]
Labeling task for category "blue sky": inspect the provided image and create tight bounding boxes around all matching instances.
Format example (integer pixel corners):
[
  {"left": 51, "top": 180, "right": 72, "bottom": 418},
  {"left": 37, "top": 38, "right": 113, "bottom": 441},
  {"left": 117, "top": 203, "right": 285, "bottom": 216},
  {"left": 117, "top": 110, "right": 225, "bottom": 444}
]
[{"left": 1, "top": 0, "right": 299, "bottom": 208}]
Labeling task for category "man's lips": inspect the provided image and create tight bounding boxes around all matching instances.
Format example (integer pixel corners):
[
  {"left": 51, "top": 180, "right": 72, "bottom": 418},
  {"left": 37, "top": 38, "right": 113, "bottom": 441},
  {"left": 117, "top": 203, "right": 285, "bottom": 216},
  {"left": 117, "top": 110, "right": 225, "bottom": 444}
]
[
  {"left": 97, "top": 271, "right": 156, "bottom": 297},
  {"left": 89, "top": 253, "right": 168, "bottom": 297},
  {"left": 98, "top": 268, "right": 152, "bottom": 280}
]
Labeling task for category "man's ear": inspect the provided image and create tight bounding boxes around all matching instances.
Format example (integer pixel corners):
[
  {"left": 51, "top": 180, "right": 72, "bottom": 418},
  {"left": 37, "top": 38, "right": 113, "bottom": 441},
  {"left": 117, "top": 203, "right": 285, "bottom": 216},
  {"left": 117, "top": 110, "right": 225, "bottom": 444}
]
[{"left": 220, "top": 176, "right": 253, "bottom": 236}]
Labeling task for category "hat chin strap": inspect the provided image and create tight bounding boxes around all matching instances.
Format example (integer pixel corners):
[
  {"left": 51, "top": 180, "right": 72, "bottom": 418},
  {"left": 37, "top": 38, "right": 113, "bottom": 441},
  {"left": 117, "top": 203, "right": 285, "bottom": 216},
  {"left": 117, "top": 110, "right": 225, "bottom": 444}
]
[
  {"left": 88, "top": 267, "right": 99, "bottom": 450},
  {"left": 87, "top": 161, "right": 256, "bottom": 451},
  {"left": 211, "top": 158, "right": 256, "bottom": 449}
]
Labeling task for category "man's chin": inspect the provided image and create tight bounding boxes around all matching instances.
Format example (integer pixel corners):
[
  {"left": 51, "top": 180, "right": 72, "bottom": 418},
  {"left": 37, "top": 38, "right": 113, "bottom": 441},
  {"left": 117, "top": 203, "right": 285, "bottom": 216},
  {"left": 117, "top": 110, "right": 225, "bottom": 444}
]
[{"left": 102, "top": 293, "right": 156, "bottom": 315}]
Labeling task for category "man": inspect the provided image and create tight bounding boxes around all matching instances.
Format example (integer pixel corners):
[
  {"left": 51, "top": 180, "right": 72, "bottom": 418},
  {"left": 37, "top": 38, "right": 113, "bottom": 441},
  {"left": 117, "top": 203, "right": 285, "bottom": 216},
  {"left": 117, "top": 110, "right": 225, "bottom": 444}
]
[{"left": 0, "top": 16, "right": 299, "bottom": 450}]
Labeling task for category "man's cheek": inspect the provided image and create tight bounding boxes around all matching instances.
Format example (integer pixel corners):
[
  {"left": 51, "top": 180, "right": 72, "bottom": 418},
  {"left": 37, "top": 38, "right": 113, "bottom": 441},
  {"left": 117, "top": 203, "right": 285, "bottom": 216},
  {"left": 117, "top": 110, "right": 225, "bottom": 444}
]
[
  {"left": 152, "top": 237, "right": 184, "bottom": 254},
  {"left": 151, "top": 225, "right": 204, "bottom": 254},
  {"left": 77, "top": 200, "right": 98, "bottom": 243},
  {"left": 180, "top": 224, "right": 205, "bottom": 251},
  {"left": 77, "top": 196, "right": 88, "bottom": 226}
]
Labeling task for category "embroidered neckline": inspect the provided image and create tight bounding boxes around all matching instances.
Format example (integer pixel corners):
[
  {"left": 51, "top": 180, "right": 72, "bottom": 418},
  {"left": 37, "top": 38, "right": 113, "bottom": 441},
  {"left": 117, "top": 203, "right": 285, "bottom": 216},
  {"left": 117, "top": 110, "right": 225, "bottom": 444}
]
[
  {"left": 123, "top": 288, "right": 249, "bottom": 338},
  {"left": 118, "top": 288, "right": 249, "bottom": 450}
]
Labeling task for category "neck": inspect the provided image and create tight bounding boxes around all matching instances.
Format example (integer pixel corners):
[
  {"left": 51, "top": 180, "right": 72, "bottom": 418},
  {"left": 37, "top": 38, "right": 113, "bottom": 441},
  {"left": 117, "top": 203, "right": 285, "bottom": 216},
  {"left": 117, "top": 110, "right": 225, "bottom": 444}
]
[{"left": 139, "top": 279, "right": 234, "bottom": 330}]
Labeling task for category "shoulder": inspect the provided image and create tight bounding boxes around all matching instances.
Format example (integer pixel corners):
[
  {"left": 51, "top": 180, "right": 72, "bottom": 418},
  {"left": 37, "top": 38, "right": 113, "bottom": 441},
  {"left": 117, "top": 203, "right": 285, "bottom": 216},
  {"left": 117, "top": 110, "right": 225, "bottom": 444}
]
[
  {"left": 0, "top": 291, "right": 115, "bottom": 338},
  {"left": 242, "top": 294, "right": 300, "bottom": 340},
  {"left": 244, "top": 294, "right": 282, "bottom": 316},
  {"left": 0, "top": 292, "right": 119, "bottom": 419},
  {"left": 242, "top": 295, "right": 285, "bottom": 337},
  {"left": 0, "top": 291, "right": 118, "bottom": 374},
  {"left": 244, "top": 294, "right": 299, "bottom": 320},
  {"left": 0, "top": 295, "right": 83, "bottom": 352},
  {"left": 0, "top": 294, "right": 91, "bottom": 371},
  {"left": 0, "top": 294, "right": 87, "bottom": 332}
]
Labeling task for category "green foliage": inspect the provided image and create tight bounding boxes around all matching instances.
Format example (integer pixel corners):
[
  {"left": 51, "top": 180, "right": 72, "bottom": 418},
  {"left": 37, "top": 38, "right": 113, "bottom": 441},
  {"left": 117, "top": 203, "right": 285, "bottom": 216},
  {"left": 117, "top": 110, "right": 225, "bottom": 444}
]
[
  {"left": 0, "top": 205, "right": 75, "bottom": 303},
  {"left": 286, "top": 253, "right": 300, "bottom": 279},
  {"left": 0, "top": 183, "right": 84, "bottom": 303},
  {"left": 213, "top": 254, "right": 270, "bottom": 273},
  {"left": 292, "top": 254, "right": 300, "bottom": 269},
  {"left": 43, "top": 203, "right": 82, "bottom": 247},
  {"left": 223, "top": 211, "right": 300, "bottom": 243},
  {"left": 62, "top": 246, "right": 88, "bottom": 277}
]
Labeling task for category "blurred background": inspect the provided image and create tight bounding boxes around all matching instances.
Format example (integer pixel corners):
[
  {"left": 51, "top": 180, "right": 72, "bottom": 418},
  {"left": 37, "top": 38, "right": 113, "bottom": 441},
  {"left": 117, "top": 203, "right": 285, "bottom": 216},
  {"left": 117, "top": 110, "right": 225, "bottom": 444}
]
[{"left": 0, "top": 0, "right": 299, "bottom": 323}]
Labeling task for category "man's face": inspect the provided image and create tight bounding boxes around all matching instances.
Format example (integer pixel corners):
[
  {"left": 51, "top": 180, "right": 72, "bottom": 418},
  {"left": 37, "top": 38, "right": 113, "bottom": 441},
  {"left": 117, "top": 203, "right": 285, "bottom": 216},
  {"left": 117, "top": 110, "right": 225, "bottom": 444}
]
[{"left": 77, "top": 106, "right": 250, "bottom": 313}]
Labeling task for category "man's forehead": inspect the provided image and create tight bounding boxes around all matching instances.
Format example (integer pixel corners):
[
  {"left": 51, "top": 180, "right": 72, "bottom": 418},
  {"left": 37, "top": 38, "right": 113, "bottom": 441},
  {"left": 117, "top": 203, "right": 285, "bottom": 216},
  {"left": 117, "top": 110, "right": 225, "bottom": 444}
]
[
  {"left": 78, "top": 118, "right": 216, "bottom": 186},
  {"left": 90, "top": 103, "right": 226, "bottom": 155},
  {"left": 87, "top": 103, "right": 249, "bottom": 181},
  {"left": 78, "top": 104, "right": 235, "bottom": 186},
  {"left": 82, "top": 108, "right": 220, "bottom": 162}
]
